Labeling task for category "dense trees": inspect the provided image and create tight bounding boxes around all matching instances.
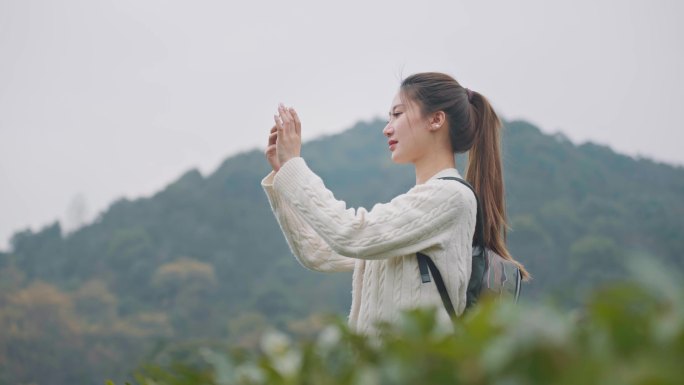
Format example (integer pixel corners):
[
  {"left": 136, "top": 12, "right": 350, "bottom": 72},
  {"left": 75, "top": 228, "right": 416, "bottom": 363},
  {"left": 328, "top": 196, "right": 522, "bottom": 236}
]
[
  {"left": 0, "top": 117, "right": 682, "bottom": 384},
  {"left": 125, "top": 259, "right": 684, "bottom": 385}
]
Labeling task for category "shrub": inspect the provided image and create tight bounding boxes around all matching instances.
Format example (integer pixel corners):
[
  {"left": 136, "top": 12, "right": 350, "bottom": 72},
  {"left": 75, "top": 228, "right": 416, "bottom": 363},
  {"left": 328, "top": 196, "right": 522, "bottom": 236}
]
[{"left": 119, "top": 258, "right": 684, "bottom": 385}]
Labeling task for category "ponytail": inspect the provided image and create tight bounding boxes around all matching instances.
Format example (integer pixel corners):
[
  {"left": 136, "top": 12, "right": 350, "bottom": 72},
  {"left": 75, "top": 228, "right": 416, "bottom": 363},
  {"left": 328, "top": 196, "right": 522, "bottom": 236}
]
[
  {"left": 400, "top": 72, "right": 531, "bottom": 281},
  {"left": 466, "top": 91, "right": 531, "bottom": 281}
]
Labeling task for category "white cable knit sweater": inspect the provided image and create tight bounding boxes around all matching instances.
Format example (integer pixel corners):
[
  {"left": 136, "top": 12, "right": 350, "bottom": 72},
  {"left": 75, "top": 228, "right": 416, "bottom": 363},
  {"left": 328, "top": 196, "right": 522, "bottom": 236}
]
[{"left": 261, "top": 157, "right": 477, "bottom": 337}]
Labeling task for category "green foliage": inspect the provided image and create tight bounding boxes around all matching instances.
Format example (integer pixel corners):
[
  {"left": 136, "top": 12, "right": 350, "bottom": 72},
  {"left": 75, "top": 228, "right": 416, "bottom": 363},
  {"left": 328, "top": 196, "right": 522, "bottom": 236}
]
[
  {"left": 1, "top": 118, "right": 683, "bottom": 384},
  {"left": 0, "top": 280, "right": 153, "bottom": 384},
  {"left": 152, "top": 258, "right": 219, "bottom": 337},
  {"left": 122, "top": 258, "right": 684, "bottom": 385}
]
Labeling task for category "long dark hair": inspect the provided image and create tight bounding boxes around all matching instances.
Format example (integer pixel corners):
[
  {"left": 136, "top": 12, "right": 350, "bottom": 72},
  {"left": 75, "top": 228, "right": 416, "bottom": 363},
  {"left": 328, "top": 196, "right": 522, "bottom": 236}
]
[{"left": 400, "top": 72, "right": 531, "bottom": 281}]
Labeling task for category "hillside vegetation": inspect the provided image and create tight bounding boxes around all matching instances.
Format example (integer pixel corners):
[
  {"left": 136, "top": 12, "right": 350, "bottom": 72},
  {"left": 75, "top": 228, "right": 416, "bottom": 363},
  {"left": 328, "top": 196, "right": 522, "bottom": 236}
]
[{"left": 1, "top": 118, "right": 682, "bottom": 384}]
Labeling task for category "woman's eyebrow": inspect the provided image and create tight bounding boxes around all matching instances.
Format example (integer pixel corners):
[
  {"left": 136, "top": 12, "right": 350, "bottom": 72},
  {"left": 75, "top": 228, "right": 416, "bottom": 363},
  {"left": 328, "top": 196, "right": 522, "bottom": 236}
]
[{"left": 389, "top": 104, "right": 404, "bottom": 114}]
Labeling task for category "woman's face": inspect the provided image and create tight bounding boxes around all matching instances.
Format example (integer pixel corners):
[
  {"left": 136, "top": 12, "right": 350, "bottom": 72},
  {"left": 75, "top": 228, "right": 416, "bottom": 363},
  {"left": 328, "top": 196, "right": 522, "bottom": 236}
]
[{"left": 383, "top": 90, "right": 432, "bottom": 164}]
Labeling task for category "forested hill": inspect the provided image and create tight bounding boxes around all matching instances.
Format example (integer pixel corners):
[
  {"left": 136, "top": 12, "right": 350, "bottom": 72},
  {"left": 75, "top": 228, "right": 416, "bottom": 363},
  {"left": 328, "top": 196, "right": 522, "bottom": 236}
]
[{"left": 0, "top": 117, "right": 682, "bottom": 384}]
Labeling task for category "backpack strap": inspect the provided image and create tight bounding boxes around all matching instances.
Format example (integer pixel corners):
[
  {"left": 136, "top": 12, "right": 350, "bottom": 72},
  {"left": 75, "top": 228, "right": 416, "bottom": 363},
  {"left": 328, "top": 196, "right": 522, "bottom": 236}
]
[
  {"left": 417, "top": 251, "right": 456, "bottom": 320},
  {"left": 438, "top": 177, "right": 489, "bottom": 310},
  {"left": 437, "top": 177, "right": 485, "bottom": 248},
  {"left": 416, "top": 176, "right": 488, "bottom": 320}
]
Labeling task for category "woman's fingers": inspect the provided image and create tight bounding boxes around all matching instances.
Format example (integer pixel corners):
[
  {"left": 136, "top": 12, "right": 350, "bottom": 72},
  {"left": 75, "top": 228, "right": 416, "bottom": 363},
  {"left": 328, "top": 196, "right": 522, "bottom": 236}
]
[
  {"left": 274, "top": 112, "right": 284, "bottom": 132},
  {"left": 277, "top": 104, "right": 286, "bottom": 126},
  {"left": 275, "top": 103, "right": 300, "bottom": 139},
  {"left": 278, "top": 103, "right": 295, "bottom": 130},
  {"left": 290, "top": 108, "right": 301, "bottom": 136},
  {"left": 268, "top": 126, "right": 277, "bottom": 146},
  {"left": 273, "top": 102, "right": 301, "bottom": 165}
]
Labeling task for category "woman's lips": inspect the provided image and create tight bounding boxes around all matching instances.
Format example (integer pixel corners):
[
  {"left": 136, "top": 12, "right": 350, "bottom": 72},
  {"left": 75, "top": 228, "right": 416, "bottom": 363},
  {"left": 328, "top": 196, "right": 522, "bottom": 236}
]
[{"left": 388, "top": 140, "right": 398, "bottom": 151}]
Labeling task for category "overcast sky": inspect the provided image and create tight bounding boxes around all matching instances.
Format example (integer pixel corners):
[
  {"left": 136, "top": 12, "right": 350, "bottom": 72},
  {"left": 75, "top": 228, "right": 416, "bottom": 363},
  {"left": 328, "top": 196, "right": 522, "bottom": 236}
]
[{"left": 1, "top": 0, "right": 682, "bottom": 252}]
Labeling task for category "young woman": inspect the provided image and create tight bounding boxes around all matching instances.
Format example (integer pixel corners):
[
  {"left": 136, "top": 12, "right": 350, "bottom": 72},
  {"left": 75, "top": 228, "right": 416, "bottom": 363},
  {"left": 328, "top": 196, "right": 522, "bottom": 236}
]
[{"left": 261, "top": 72, "right": 530, "bottom": 338}]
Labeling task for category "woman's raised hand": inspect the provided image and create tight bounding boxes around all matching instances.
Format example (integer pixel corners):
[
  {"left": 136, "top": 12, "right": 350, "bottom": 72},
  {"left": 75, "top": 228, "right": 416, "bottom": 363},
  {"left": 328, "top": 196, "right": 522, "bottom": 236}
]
[
  {"left": 269, "top": 102, "right": 301, "bottom": 171},
  {"left": 265, "top": 124, "right": 280, "bottom": 172}
]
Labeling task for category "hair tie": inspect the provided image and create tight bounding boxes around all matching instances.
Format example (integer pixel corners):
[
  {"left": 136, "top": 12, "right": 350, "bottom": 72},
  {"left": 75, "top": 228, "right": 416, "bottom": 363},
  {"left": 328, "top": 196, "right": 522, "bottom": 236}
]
[{"left": 465, "top": 88, "right": 474, "bottom": 103}]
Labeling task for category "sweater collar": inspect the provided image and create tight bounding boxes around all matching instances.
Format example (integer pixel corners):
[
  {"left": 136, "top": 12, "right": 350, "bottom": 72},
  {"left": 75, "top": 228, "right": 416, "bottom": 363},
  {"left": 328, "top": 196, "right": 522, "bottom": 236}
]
[{"left": 427, "top": 167, "right": 462, "bottom": 182}]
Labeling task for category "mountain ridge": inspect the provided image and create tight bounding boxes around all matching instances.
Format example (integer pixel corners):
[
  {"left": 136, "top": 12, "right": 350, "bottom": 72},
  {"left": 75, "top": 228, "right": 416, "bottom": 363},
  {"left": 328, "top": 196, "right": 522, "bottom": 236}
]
[
  {"left": 2, "top": 117, "right": 682, "bottom": 305},
  {"left": 1, "top": 116, "right": 682, "bottom": 384}
]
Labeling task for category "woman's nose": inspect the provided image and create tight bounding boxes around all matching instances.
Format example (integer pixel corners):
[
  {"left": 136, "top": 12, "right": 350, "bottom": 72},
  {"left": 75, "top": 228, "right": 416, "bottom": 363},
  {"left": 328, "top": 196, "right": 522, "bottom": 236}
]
[{"left": 383, "top": 124, "right": 393, "bottom": 137}]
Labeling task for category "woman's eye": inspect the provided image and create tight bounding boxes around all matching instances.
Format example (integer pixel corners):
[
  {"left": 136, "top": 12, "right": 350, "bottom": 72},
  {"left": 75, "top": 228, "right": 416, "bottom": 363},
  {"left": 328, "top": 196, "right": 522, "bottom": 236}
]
[{"left": 386, "top": 112, "right": 402, "bottom": 124}]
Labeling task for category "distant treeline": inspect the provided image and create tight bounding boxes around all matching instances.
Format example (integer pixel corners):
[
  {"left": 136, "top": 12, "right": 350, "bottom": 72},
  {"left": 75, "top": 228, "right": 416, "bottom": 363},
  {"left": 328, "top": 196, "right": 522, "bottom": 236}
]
[{"left": 0, "top": 118, "right": 682, "bottom": 385}]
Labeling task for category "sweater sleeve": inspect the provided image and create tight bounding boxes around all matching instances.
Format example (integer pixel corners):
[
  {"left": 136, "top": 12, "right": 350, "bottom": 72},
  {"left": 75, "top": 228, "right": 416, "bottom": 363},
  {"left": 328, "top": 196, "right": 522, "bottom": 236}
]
[
  {"left": 261, "top": 170, "right": 356, "bottom": 273},
  {"left": 272, "top": 157, "right": 468, "bottom": 260}
]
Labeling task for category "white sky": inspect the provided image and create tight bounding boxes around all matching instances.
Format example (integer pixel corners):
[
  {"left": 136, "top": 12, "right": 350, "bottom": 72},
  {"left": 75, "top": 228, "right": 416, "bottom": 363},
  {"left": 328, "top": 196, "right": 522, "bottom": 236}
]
[{"left": 1, "top": 0, "right": 682, "bottom": 252}]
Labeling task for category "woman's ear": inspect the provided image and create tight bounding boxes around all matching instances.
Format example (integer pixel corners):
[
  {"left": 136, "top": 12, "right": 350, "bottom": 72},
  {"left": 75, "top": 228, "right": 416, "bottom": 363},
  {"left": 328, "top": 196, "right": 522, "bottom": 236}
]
[{"left": 429, "top": 111, "right": 446, "bottom": 131}]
